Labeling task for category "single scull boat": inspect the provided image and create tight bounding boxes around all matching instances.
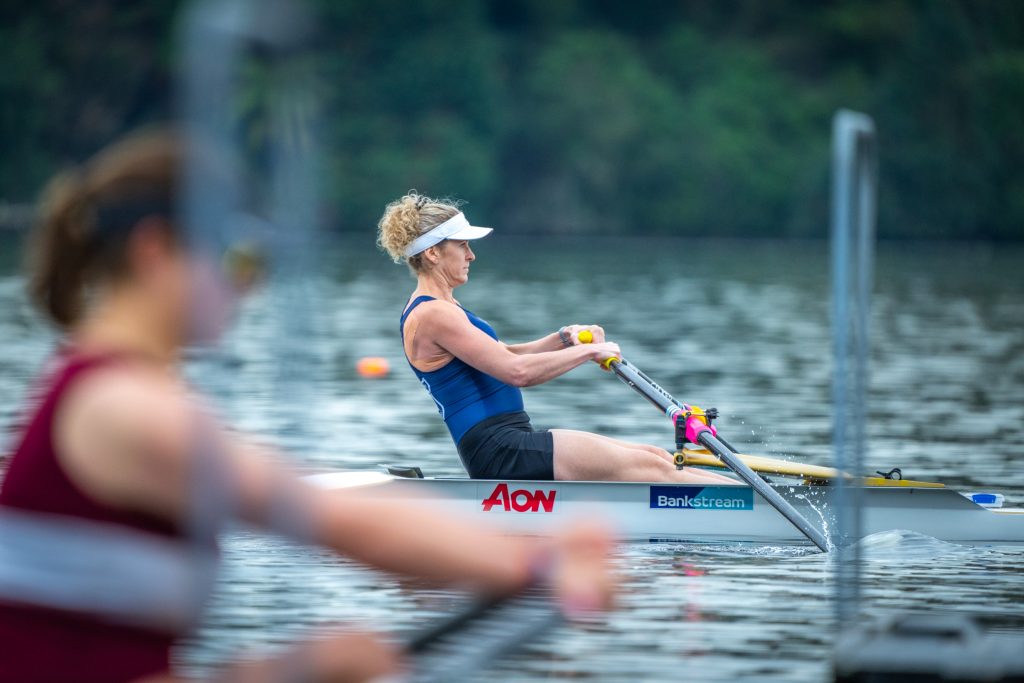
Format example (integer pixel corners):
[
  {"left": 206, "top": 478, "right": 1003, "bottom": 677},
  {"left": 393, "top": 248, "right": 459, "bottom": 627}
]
[
  {"left": 306, "top": 461, "right": 1024, "bottom": 546},
  {"left": 311, "top": 348, "right": 1022, "bottom": 547}
]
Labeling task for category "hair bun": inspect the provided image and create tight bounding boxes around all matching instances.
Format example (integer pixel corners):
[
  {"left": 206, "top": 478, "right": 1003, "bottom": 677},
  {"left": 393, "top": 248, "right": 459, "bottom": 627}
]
[
  {"left": 376, "top": 191, "right": 460, "bottom": 265},
  {"left": 29, "top": 129, "right": 181, "bottom": 328}
]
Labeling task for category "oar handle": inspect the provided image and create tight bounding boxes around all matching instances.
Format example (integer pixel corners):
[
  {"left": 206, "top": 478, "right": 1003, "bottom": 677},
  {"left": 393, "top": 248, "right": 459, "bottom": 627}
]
[{"left": 576, "top": 329, "right": 620, "bottom": 370}]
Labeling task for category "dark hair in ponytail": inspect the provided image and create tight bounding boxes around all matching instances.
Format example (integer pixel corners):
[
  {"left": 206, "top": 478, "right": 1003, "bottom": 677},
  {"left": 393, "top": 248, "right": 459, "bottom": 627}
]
[{"left": 28, "top": 129, "right": 182, "bottom": 329}]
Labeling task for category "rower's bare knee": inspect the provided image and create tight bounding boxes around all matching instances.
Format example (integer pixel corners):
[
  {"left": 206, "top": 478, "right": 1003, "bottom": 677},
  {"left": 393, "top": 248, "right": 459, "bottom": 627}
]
[
  {"left": 625, "top": 450, "right": 676, "bottom": 481},
  {"left": 648, "top": 445, "right": 673, "bottom": 462}
]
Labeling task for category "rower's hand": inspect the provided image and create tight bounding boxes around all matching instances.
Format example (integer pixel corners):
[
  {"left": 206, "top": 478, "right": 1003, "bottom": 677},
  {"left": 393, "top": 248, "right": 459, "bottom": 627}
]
[
  {"left": 564, "top": 324, "right": 605, "bottom": 345},
  {"left": 549, "top": 523, "right": 617, "bottom": 619},
  {"left": 587, "top": 341, "right": 621, "bottom": 370}
]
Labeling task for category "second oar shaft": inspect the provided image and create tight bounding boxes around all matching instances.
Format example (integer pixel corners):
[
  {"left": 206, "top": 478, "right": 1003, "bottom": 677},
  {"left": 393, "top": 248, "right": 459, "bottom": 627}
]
[
  {"left": 605, "top": 357, "right": 830, "bottom": 552},
  {"left": 697, "top": 432, "right": 829, "bottom": 551}
]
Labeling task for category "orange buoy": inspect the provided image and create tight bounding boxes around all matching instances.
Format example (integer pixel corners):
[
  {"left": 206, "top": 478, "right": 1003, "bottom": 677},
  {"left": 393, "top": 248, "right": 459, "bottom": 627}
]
[{"left": 356, "top": 356, "right": 390, "bottom": 378}]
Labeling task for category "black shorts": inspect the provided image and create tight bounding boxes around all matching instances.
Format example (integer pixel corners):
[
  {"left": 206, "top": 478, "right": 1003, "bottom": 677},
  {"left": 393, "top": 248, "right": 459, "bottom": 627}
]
[{"left": 456, "top": 411, "right": 555, "bottom": 480}]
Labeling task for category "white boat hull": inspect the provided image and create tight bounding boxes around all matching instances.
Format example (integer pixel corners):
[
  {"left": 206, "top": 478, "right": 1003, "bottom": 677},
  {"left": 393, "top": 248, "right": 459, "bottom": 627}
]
[{"left": 306, "top": 473, "right": 1024, "bottom": 546}]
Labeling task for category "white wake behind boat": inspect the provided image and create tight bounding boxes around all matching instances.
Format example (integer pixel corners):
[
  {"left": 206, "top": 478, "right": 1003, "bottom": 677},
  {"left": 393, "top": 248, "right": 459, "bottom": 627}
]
[{"left": 306, "top": 466, "right": 1024, "bottom": 546}]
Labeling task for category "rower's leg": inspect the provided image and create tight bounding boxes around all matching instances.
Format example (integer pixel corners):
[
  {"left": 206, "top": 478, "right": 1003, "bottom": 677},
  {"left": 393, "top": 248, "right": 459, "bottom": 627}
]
[
  {"left": 550, "top": 430, "right": 736, "bottom": 484},
  {"left": 581, "top": 432, "right": 674, "bottom": 465}
]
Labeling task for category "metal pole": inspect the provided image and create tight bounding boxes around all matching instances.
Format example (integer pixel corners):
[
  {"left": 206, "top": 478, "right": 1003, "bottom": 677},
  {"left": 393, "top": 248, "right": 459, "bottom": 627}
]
[{"left": 830, "top": 110, "right": 877, "bottom": 627}]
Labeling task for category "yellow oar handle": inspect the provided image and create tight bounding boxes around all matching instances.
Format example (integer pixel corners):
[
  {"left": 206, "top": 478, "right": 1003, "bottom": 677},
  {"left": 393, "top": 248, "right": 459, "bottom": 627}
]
[{"left": 576, "top": 329, "right": 620, "bottom": 368}]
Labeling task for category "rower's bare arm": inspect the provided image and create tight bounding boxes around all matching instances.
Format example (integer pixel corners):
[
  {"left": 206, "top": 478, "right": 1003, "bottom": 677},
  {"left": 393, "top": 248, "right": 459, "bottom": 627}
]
[
  {"left": 505, "top": 324, "right": 607, "bottom": 355},
  {"left": 227, "top": 446, "right": 616, "bottom": 608},
  {"left": 420, "top": 303, "right": 616, "bottom": 387},
  {"left": 54, "top": 369, "right": 541, "bottom": 593},
  {"left": 201, "top": 436, "right": 543, "bottom": 591},
  {"left": 55, "top": 366, "right": 196, "bottom": 520},
  {"left": 306, "top": 488, "right": 535, "bottom": 590},
  {"left": 503, "top": 331, "right": 563, "bottom": 354}
]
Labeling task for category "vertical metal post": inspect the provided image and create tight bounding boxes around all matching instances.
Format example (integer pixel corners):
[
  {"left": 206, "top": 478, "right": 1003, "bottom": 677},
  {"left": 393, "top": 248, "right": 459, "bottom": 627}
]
[
  {"left": 176, "top": 3, "right": 322, "bottom": 676},
  {"left": 177, "top": 0, "right": 320, "bottom": 611},
  {"left": 830, "top": 110, "right": 877, "bottom": 627}
]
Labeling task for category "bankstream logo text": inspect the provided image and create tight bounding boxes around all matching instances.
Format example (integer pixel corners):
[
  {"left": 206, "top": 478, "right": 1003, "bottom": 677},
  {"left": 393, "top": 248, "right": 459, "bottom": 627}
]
[{"left": 649, "top": 486, "right": 754, "bottom": 510}]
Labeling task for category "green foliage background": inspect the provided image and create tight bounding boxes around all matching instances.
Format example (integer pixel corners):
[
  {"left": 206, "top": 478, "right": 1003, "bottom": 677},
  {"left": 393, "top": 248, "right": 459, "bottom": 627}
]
[{"left": 2, "top": 0, "right": 1022, "bottom": 239}]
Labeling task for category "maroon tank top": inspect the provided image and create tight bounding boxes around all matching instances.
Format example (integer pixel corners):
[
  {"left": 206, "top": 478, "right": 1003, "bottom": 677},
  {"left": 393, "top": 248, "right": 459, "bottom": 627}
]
[{"left": 0, "top": 351, "right": 184, "bottom": 683}]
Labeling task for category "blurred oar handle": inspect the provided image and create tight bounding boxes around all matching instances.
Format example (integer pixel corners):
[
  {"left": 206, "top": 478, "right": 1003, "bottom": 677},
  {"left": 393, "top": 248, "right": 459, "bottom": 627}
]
[
  {"left": 402, "top": 586, "right": 562, "bottom": 683},
  {"left": 405, "top": 589, "right": 511, "bottom": 654},
  {"left": 576, "top": 329, "right": 620, "bottom": 370}
]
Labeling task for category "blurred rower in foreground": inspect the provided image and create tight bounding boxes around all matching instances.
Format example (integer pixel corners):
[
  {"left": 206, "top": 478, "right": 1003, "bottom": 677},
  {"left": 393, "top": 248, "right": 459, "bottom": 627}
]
[{"left": 0, "top": 130, "right": 614, "bottom": 683}]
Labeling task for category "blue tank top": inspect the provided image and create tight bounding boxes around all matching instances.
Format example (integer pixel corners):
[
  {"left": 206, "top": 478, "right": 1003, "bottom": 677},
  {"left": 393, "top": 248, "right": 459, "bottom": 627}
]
[{"left": 400, "top": 296, "right": 525, "bottom": 444}]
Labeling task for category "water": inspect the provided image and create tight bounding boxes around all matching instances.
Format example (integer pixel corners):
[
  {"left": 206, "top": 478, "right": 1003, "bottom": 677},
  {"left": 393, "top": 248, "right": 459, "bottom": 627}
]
[{"left": 2, "top": 234, "right": 1023, "bottom": 681}]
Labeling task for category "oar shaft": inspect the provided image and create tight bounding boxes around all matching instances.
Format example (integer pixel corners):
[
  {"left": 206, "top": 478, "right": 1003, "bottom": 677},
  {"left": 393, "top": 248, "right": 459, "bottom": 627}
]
[
  {"left": 605, "top": 359, "right": 678, "bottom": 417},
  {"left": 697, "top": 432, "right": 829, "bottom": 551}
]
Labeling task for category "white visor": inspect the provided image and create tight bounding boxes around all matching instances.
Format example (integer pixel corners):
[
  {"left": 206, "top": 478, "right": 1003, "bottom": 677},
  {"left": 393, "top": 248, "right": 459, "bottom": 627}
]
[{"left": 404, "top": 212, "right": 492, "bottom": 257}]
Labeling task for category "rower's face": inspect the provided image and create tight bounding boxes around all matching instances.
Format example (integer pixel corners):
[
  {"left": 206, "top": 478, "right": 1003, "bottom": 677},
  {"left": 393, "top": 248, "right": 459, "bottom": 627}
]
[{"left": 437, "top": 239, "right": 475, "bottom": 286}]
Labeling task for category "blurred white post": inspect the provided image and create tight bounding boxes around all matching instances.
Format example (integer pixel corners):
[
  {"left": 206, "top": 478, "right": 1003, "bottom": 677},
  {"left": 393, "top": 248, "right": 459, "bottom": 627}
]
[
  {"left": 830, "top": 110, "right": 877, "bottom": 627},
  {"left": 178, "top": 0, "right": 325, "bottom": 566}
]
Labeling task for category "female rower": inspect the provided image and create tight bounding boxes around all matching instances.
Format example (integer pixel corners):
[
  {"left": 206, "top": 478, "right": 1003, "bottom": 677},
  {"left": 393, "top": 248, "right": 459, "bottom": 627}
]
[
  {"left": 0, "top": 131, "right": 613, "bottom": 683},
  {"left": 377, "top": 192, "right": 734, "bottom": 485}
]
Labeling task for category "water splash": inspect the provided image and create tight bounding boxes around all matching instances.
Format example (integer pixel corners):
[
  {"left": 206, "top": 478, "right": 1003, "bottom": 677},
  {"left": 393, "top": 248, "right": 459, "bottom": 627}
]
[{"left": 793, "top": 488, "right": 838, "bottom": 552}]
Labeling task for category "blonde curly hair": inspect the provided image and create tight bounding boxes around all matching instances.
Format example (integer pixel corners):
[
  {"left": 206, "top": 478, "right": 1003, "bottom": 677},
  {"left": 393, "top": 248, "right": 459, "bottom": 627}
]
[{"left": 377, "top": 191, "right": 461, "bottom": 272}]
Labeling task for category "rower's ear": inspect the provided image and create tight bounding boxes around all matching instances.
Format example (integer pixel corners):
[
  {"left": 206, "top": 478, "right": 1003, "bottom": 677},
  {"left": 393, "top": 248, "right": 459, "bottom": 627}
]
[{"left": 423, "top": 244, "right": 441, "bottom": 265}]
